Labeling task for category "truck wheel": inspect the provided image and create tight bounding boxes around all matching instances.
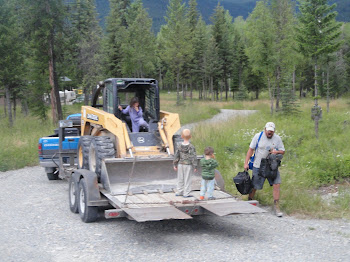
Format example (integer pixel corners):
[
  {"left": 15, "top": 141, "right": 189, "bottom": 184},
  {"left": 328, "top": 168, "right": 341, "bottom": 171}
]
[
  {"left": 78, "top": 136, "right": 93, "bottom": 169},
  {"left": 78, "top": 178, "right": 98, "bottom": 223},
  {"left": 68, "top": 177, "right": 79, "bottom": 213},
  {"left": 89, "top": 136, "right": 115, "bottom": 179},
  {"left": 47, "top": 171, "right": 59, "bottom": 180}
]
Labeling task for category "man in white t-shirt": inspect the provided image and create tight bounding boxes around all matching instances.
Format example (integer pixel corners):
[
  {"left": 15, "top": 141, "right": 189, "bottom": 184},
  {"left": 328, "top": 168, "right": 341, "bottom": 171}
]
[{"left": 244, "top": 122, "right": 285, "bottom": 217}]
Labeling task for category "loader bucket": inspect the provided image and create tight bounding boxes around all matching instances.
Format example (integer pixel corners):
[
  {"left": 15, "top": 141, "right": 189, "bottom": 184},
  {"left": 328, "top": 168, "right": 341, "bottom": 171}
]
[{"left": 100, "top": 157, "right": 203, "bottom": 195}]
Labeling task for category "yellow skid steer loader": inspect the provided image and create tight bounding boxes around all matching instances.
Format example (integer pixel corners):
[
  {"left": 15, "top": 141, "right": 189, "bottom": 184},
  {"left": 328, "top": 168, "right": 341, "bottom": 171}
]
[
  {"left": 78, "top": 78, "right": 184, "bottom": 193},
  {"left": 68, "top": 78, "right": 264, "bottom": 223}
]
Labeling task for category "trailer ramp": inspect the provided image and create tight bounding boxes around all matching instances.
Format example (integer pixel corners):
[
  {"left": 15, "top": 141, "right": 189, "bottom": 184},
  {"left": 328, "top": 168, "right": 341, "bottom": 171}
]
[
  {"left": 101, "top": 190, "right": 265, "bottom": 222},
  {"left": 199, "top": 201, "right": 264, "bottom": 216}
]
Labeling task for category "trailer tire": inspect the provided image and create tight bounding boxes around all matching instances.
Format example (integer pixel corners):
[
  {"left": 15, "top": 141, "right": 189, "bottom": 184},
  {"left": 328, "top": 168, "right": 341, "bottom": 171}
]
[
  {"left": 78, "top": 136, "right": 93, "bottom": 169},
  {"left": 68, "top": 177, "right": 79, "bottom": 213},
  {"left": 89, "top": 136, "right": 115, "bottom": 179},
  {"left": 78, "top": 178, "right": 98, "bottom": 223},
  {"left": 46, "top": 171, "right": 59, "bottom": 180}
]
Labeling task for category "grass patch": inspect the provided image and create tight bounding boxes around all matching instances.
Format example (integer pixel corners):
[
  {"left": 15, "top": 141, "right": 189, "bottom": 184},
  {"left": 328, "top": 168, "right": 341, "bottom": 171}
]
[
  {"left": 0, "top": 104, "right": 82, "bottom": 172},
  {"left": 190, "top": 97, "right": 350, "bottom": 219}
]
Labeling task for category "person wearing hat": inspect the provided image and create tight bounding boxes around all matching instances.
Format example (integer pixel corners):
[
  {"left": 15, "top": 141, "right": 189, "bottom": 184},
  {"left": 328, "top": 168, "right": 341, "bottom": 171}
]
[{"left": 244, "top": 122, "right": 285, "bottom": 217}]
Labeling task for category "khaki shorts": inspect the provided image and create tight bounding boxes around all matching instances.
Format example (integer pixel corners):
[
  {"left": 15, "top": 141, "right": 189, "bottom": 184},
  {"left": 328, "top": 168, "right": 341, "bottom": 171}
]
[{"left": 252, "top": 167, "right": 281, "bottom": 190}]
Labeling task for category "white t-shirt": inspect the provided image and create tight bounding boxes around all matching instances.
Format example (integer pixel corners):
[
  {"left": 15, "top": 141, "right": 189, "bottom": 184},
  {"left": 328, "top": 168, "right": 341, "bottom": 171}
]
[{"left": 249, "top": 131, "right": 285, "bottom": 168}]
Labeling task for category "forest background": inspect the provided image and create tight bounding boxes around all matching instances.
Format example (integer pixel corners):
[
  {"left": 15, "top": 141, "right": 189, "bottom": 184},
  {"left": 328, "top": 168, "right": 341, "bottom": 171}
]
[{"left": 0, "top": 0, "right": 349, "bottom": 218}]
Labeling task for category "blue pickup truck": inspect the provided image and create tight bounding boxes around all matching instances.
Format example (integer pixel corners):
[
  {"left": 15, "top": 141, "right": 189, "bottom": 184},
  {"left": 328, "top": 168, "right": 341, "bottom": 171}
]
[{"left": 38, "top": 114, "right": 81, "bottom": 180}]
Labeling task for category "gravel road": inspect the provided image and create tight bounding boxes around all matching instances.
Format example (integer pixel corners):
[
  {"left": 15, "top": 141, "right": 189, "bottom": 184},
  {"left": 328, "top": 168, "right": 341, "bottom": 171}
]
[
  {"left": 1, "top": 109, "right": 349, "bottom": 262},
  {"left": 176, "top": 109, "right": 258, "bottom": 135}
]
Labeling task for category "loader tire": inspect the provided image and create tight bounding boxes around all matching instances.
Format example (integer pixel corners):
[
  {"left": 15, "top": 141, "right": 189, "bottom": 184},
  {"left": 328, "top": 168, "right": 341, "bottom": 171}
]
[
  {"left": 78, "top": 136, "right": 93, "bottom": 169},
  {"left": 78, "top": 178, "right": 98, "bottom": 223},
  {"left": 89, "top": 136, "right": 115, "bottom": 179}
]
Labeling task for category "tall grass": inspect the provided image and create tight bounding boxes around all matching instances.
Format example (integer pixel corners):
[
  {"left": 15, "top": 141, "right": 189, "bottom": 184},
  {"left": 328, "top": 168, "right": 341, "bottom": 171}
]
[
  {"left": 190, "top": 98, "right": 350, "bottom": 219},
  {"left": 0, "top": 104, "right": 82, "bottom": 172}
]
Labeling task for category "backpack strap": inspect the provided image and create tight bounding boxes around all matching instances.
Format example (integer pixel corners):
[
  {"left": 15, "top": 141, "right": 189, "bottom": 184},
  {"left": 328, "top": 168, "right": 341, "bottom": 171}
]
[{"left": 252, "top": 131, "right": 263, "bottom": 160}]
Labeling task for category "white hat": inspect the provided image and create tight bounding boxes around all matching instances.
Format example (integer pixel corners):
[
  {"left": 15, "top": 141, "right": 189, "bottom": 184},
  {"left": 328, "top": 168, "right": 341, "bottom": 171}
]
[{"left": 265, "top": 122, "right": 275, "bottom": 131}]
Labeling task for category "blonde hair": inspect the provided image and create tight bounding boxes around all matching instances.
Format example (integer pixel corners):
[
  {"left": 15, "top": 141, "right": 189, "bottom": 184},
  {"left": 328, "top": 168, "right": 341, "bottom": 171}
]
[{"left": 181, "top": 129, "right": 191, "bottom": 140}]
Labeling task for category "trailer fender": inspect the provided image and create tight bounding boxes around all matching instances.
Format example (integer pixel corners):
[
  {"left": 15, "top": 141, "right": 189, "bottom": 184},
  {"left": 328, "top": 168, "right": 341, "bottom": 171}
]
[{"left": 72, "top": 169, "right": 101, "bottom": 206}]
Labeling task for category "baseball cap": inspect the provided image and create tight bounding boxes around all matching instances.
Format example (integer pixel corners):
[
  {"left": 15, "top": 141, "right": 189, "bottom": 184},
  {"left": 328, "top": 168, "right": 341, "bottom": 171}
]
[{"left": 265, "top": 122, "right": 275, "bottom": 131}]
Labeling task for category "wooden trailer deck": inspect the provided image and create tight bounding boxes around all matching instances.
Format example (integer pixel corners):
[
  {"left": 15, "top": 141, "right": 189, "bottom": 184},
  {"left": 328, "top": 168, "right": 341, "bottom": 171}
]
[{"left": 100, "top": 188, "right": 265, "bottom": 222}]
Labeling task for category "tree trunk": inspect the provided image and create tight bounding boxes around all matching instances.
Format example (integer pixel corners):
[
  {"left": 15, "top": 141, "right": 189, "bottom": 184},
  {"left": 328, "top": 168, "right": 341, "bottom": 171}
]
[
  {"left": 190, "top": 82, "right": 193, "bottom": 100},
  {"left": 5, "top": 87, "right": 13, "bottom": 127},
  {"left": 176, "top": 70, "right": 180, "bottom": 105},
  {"left": 21, "top": 99, "right": 29, "bottom": 116},
  {"left": 182, "top": 82, "right": 185, "bottom": 100},
  {"left": 3, "top": 94, "right": 7, "bottom": 117},
  {"left": 84, "top": 85, "right": 89, "bottom": 105},
  {"left": 268, "top": 76, "right": 274, "bottom": 116},
  {"left": 159, "top": 67, "right": 163, "bottom": 90},
  {"left": 48, "top": 8, "right": 62, "bottom": 124},
  {"left": 13, "top": 91, "right": 16, "bottom": 120},
  {"left": 326, "top": 63, "right": 330, "bottom": 113},
  {"left": 314, "top": 61, "right": 319, "bottom": 139},
  {"left": 275, "top": 66, "right": 280, "bottom": 111},
  {"left": 292, "top": 66, "right": 296, "bottom": 94},
  {"left": 224, "top": 76, "right": 228, "bottom": 100},
  {"left": 210, "top": 77, "right": 214, "bottom": 101}
]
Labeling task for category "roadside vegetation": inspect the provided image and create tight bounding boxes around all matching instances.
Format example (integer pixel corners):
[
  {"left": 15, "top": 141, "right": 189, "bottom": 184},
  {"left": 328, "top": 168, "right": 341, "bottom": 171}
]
[{"left": 1, "top": 94, "right": 349, "bottom": 219}]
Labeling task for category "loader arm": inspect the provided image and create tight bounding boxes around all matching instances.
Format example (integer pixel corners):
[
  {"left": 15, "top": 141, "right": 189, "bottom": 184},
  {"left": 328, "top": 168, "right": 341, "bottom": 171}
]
[{"left": 81, "top": 106, "right": 129, "bottom": 157}]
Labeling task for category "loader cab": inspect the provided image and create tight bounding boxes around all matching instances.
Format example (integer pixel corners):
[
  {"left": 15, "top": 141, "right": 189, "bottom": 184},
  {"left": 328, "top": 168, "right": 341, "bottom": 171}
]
[{"left": 92, "top": 78, "right": 160, "bottom": 132}]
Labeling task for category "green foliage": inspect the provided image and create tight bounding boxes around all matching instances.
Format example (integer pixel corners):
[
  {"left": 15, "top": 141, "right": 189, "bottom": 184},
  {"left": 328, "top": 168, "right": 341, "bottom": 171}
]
[
  {"left": 104, "top": 0, "right": 131, "bottom": 77},
  {"left": 280, "top": 77, "right": 301, "bottom": 115},
  {"left": 121, "top": 0, "right": 157, "bottom": 77},
  {"left": 297, "top": 0, "right": 342, "bottom": 60},
  {"left": 245, "top": 1, "right": 276, "bottom": 78},
  {"left": 191, "top": 98, "right": 350, "bottom": 218},
  {"left": 0, "top": 109, "right": 55, "bottom": 172},
  {"left": 235, "top": 83, "right": 248, "bottom": 100},
  {"left": 160, "top": 0, "right": 193, "bottom": 104},
  {"left": 211, "top": 3, "right": 234, "bottom": 100}
]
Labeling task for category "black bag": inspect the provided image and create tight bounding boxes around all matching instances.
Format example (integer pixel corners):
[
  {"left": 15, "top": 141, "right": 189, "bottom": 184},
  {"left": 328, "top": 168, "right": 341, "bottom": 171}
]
[
  {"left": 259, "top": 154, "right": 283, "bottom": 180},
  {"left": 233, "top": 170, "right": 252, "bottom": 195}
]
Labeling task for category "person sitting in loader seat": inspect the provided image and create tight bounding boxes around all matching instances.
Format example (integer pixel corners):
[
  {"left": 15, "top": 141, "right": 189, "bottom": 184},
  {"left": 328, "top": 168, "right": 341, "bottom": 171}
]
[{"left": 118, "top": 97, "right": 149, "bottom": 132}]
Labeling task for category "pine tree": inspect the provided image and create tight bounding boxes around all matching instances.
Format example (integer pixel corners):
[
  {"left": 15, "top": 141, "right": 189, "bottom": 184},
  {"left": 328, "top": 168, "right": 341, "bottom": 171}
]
[
  {"left": 270, "top": 0, "right": 297, "bottom": 111},
  {"left": 296, "top": 0, "right": 342, "bottom": 138},
  {"left": 0, "top": 0, "right": 26, "bottom": 126},
  {"left": 121, "top": 0, "right": 156, "bottom": 78},
  {"left": 232, "top": 16, "right": 248, "bottom": 99},
  {"left": 211, "top": 3, "right": 233, "bottom": 100},
  {"left": 192, "top": 16, "right": 209, "bottom": 99},
  {"left": 160, "top": 0, "right": 191, "bottom": 105},
  {"left": 64, "top": 0, "right": 103, "bottom": 105},
  {"left": 22, "top": 0, "right": 66, "bottom": 123},
  {"left": 281, "top": 76, "right": 300, "bottom": 115},
  {"left": 104, "top": 0, "right": 131, "bottom": 77},
  {"left": 245, "top": 0, "right": 276, "bottom": 114}
]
